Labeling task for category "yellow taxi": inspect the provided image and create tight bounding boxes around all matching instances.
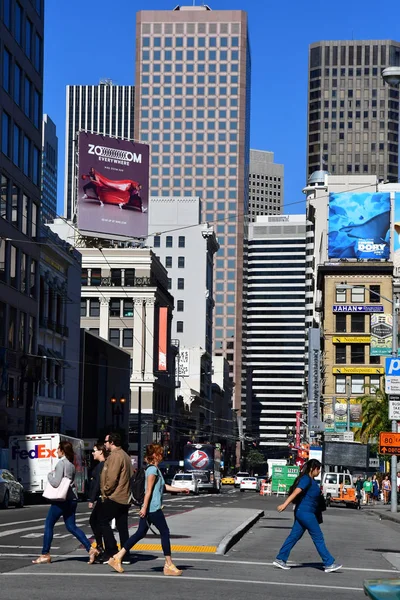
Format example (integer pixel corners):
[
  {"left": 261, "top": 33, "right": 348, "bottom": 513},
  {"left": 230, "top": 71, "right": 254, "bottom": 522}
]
[{"left": 221, "top": 476, "right": 235, "bottom": 485}]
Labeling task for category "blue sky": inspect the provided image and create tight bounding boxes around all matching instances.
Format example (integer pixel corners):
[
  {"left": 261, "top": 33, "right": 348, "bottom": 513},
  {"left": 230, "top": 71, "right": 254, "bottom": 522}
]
[{"left": 44, "top": 0, "right": 400, "bottom": 217}]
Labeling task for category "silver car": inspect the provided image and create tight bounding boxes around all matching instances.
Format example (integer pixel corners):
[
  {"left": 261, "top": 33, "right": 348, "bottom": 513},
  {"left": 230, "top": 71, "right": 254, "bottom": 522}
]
[{"left": 0, "top": 469, "right": 24, "bottom": 509}]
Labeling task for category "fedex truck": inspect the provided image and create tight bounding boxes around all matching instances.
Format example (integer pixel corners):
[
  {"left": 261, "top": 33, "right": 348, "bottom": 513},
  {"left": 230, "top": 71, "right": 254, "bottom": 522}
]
[{"left": 9, "top": 434, "right": 87, "bottom": 495}]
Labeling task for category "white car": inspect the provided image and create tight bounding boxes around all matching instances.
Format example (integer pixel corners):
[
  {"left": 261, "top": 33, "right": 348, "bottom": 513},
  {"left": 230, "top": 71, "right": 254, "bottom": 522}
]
[
  {"left": 171, "top": 473, "right": 199, "bottom": 495},
  {"left": 240, "top": 477, "right": 258, "bottom": 492},
  {"left": 234, "top": 471, "right": 250, "bottom": 488}
]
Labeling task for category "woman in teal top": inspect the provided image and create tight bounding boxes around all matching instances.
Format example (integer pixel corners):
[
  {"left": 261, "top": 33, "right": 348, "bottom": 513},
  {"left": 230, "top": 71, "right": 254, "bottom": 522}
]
[{"left": 109, "top": 444, "right": 190, "bottom": 575}]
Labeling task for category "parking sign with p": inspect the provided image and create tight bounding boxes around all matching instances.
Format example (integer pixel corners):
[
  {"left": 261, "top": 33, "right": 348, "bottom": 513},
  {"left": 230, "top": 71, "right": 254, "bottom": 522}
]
[{"left": 385, "top": 358, "right": 400, "bottom": 376}]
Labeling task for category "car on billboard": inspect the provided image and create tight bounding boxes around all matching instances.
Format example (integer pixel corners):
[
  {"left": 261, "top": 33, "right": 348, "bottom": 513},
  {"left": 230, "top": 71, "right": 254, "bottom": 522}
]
[
  {"left": 328, "top": 192, "right": 390, "bottom": 260},
  {"left": 77, "top": 132, "right": 149, "bottom": 240}
]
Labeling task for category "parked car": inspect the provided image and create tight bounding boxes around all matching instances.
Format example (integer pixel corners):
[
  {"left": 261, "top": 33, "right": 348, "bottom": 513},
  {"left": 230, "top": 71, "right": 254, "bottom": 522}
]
[
  {"left": 0, "top": 469, "right": 24, "bottom": 509},
  {"left": 221, "top": 476, "right": 235, "bottom": 485},
  {"left": 234, "top": 471, "right": 250, "bottom": 488},
  {"left": 240, "top": 477, "right": 258, "bottom": 492},
  {"left": 171, "top": 473, "right": 199, "bottom": 495}
]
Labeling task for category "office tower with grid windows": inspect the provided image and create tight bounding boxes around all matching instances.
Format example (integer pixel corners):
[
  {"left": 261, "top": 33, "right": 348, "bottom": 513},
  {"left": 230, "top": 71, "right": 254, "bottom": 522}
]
[
  {"left": 135, "top": 6, "right": 251, "bottom": 410},
  {"left": 248, "top": 150, "right": 283, "bottom": 221},
  {"left": 307, "top": 40, "right": 400, "bottom": 181},
  {"left": 0, "top": 0, "right": 43, "bottom": 440},
  {"left": 63, "top": 81, "right": 135, "bottom": 220},
  {"left": 41, "top": 114, "right": 57, "bottom": 223}
]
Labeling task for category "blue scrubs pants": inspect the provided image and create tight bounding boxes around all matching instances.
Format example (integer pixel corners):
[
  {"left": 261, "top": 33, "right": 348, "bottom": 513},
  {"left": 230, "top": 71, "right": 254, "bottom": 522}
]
[{"left": 276, "top": 510, "right": 334, "bottom": 567}]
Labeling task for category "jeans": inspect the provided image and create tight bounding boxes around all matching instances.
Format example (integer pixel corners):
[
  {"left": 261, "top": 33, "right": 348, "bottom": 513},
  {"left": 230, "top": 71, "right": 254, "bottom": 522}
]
[
  {"left": 276, "top": 510, "right": 335, "bottom": 567},
  {"left": 89, "top": 499, "right": 103, "bottom": 549},
  {"left": 42, "top": 500, "right": 91, "bottom": 554},
  {"left": 123, "top": 509, "right": 171, "bottom": 557},
  {"left": 99, "top": 498, "right": 130, "bottom": 559}
]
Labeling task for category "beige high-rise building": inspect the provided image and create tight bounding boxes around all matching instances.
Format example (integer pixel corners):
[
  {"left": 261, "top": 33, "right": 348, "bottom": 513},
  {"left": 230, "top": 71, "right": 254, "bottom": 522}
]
[{"left": 134, "top": 6, "right": 251, "bottom": 409}]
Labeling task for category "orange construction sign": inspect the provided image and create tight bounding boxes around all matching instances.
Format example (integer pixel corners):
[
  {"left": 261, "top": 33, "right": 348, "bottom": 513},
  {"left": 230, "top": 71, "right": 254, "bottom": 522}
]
[{"left": 379, "top": 432, "right": 400, "bottom": 455}]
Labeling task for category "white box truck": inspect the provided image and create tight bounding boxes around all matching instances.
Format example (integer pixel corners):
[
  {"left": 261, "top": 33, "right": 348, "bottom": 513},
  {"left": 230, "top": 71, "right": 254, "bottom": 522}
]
[{"left": 9, "top": 434, "right": 87, "bottom": 495}]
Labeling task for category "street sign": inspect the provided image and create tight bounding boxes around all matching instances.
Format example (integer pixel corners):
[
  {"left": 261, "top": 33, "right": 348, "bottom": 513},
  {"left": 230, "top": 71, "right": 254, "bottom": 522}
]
[
  {"left": 389, "top": 400, "right": 400, "bottom": 420},
  {"left": 369, "top": 458, "right": 379, "bottom": 468},
  {"left": 379, "top": 432, "right": 400, "bottom": 454},
  {"left": 385, "top": 358, "right": 400, "bottom": 376},
  {"left": 343, "top": 432, "right": 354, "bottom": 442},
  {"left": 385, "top": 377, "right": 400, "bottom": 394}
]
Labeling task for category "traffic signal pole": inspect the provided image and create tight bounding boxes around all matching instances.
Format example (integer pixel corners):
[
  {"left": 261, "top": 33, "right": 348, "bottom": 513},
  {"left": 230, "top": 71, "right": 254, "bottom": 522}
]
[{"left": 391, "top": 296, "right": 398, "bottom": 514}]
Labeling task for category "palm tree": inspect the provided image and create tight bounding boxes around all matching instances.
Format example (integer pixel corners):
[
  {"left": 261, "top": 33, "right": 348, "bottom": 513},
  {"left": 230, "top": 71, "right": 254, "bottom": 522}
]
[{"left": 354, "top": 385, "right": 391, "bottom": 443}]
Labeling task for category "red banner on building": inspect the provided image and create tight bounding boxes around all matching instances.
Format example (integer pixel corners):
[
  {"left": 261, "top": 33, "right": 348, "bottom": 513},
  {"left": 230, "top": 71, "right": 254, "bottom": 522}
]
[{"left": 158, "top": 307, "right": 168, "bottom": 371}]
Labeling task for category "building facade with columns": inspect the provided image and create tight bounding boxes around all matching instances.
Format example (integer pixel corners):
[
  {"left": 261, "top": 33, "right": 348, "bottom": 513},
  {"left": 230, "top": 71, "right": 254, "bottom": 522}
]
[{"left": 78, "top": 247, "right": 176, "bottom": 453}]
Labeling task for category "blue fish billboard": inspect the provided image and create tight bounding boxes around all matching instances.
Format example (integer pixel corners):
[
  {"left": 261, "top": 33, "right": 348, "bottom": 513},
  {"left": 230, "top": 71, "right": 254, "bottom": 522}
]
[{"left": 328, "top": 192, "right": 390, "bottom": 259}]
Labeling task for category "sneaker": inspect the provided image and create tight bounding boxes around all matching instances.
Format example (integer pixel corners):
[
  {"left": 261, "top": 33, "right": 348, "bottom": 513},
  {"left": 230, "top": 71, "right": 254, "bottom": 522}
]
[
  {"left": 324, "top": 563, "right": 342, "bottom": 573},
  {"left": 273, "top": 559, "right": 291, "bottom": 570}
]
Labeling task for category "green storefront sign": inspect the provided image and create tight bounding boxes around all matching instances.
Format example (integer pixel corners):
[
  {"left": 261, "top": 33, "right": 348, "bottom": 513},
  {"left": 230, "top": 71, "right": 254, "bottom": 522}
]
[{"left": 271, "top": 465, "right": 300, "bottom": 493}]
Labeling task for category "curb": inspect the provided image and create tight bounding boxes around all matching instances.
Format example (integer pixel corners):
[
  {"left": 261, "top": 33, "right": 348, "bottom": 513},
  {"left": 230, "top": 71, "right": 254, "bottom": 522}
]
[
  {"left": 366, "top": 510, "right": 400, "bottom": 525},
  {"left": 216, "top": 509, "right": 264, "bottom": 555}
]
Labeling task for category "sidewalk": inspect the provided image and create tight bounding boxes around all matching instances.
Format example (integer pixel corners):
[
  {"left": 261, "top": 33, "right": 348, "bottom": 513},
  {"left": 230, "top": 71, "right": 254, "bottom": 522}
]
[{"left": 364, "top": 502, "right": 400, "bottom": 524}]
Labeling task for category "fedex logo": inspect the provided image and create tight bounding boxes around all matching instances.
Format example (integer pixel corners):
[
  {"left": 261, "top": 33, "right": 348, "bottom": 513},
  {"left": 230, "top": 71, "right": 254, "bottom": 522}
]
[{"left": 11, "top": 444, "right": 57, "bottom": 460}]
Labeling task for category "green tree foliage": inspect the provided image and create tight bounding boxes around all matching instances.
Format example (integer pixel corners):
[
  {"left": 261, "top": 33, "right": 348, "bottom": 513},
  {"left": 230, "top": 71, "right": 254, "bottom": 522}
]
[
  {"left": 354, "top": 386, "right": 391, "bottom": 443},
  {"left": 246, "top": 448, "right": 266, "bottom": 469}
]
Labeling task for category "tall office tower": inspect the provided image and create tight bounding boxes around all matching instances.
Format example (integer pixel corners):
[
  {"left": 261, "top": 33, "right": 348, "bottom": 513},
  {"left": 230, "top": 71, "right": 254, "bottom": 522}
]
[
  {"left": 41, "top": 114, "right": 58, "bottom": 223},
  {"left": 64, "top": 81, "right": 135, "bottom": 220},
  {"left": 135, "top": 6, "right": 251, "bottom": 410},
  {"left": 307, "top": 40, "right": 400, "bottom": 181},
  {"left": 0, "top": 0, "right": 44, "bottom": 440},
  {"left": 244, "top": 215, "right": 306, "bottom": 450},
  {"left": 248, "top": 150, "right": 283, "bottom": 221}
]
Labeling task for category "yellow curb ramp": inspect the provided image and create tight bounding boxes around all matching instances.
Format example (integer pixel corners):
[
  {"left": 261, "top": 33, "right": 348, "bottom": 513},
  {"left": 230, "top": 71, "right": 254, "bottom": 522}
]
[{"left": 133, "top": 544, "right": 217, "bottom": 553}]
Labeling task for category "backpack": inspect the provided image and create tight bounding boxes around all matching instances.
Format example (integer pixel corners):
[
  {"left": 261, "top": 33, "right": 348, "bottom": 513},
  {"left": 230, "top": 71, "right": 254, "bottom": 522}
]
[{"left": 129, "top": 467, "right": 147, "bottom": 506}]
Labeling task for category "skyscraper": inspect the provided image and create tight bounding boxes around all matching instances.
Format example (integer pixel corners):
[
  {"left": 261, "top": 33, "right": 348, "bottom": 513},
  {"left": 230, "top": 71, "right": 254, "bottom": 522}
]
[
  {"left": 134, "top": 5, "right": 251, "bottom": 408},
  {"left": 0, "top": 0, "right": 44, "bottom": 440},
  {"left": 63, "top": 81, "right": 135, "bottom": 220},
  {"left": 307, "top": 40, "right": 400, "bottom": 181},
  {"left": 248, "top": 149, "right": 283, "bottom": 221},
  {"left": 244, "top": 215, "right": 306, "bottom": 449},
  {"left": 41, "top": 114, "right": 57, "bottom": 223}
]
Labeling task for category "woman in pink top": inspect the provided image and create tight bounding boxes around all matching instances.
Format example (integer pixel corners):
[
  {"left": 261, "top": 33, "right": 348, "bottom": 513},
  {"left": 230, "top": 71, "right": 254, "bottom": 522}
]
[{"left": 382, "top": 475, "right": 391, "bottom": 505}]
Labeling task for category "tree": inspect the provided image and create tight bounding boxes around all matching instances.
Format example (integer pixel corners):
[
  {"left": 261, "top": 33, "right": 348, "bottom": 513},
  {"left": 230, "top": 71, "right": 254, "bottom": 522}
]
[
  {"left": 246, "top": 448, "right": 266, "bottom": 472},
  {"left": 354, "top": 386, "right": 391, "bottom": 444}
]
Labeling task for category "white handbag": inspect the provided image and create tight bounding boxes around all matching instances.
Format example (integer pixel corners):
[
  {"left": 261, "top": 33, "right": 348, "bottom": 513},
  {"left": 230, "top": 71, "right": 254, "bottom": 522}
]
[{"left": 42, "top": 462, "right": 71, "bottom": 501}]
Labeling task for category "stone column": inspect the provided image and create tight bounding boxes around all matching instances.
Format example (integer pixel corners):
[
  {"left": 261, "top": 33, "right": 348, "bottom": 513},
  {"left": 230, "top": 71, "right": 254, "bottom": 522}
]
[{"left": 99, "top": 297, "right": 109, "bottom": 340}]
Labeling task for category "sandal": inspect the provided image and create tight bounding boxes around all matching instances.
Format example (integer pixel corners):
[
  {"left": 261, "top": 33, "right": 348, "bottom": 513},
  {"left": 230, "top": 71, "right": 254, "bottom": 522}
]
[
  {"left": 32, "top": 554, "right": 51, "bottom": 564},
  {"left": 88, "top": 547, "right": 100, "bottom": 565},
  {"left": 108, "top": 557, "right": 124, "bottom": 573},
  {"left": 164, "top": 563, "right": 182, "bottom": 576}
]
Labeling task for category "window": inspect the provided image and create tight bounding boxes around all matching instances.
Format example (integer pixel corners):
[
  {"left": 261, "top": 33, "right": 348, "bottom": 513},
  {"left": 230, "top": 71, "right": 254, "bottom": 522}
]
[
  {"left": 33, "top": 90, "right": 40, "bottom": 128},
  {"left": 165, "top": 256, "right": 172, "bottom": 268},
  {"left": 111, "top": 269, "right": 122, "bottom": 286},
  {"left": 109, "top": 329, "right": 120, "bottom": 346},
  {"left": 24, "top": 78, "right": 32, "bottom": 116},
  {"left": 178, "top": 256, "right": 185, "bottom": 268},
  {"left": 89, "top": 299, "right": 100, "bottom": 317},
  {"left": 14, "top": 64, "right": 21, "bottom": 105},
  {"left": 166, "top": 236, "right": 173, "bottom": 248},
  {"left": 351, "top": 344, "right": 365, "bottom": 364},
  {"left": 3, "top": 0, "right": 11, "bottom": 28},
  {"left": 177, "top": 278, "right": 184, "bottom": 290},
  {"left": 335, "top": 375, "right": 346, "bottom": 394},
  {"left": 81, "top": 269, "right": 88, "bottom": 285},
  {"left": 11, "top": 185, "right": 19, "bottom": 226},
  {"left": 90, "top": 269, "right": 101, "bottom": 286},
  {"left": 178, "top": 236, "right": 185, "bottom": 248},
  {"left": 351, "top": 375, "right": 365, "bottom": 394},
  {"left": 167, "top": 278, "right": 172, "bottom": 290},
  {"left": 25, "top": 20, "right": 32, "bottom": 58},
  {"left": 80, "top": 299, "right": 87, "bottom": 317},
  {"left": 15, "top": 4, "right": 23, "bottom": 44},
  {"left": 370, "top": 375, "right": 380, "bottom": 390},
  {"left": 124, "top": 269, "right": 135, "bottom": 286},
  {"left": 109, "top": 299, "right": 120, "bottom": 317},
  {"left": 123, "top": 299, "right": 133, "bottom": 317},
  {"left": 34, "top": 34, "right": 42, "bottom": 72},
  {"left": 2, "top": 112, "right": 10, "bottom": 156},
  {"left": 335, "top": 286, "right": 346, "bottom": 303},
  {"left": 351, "top": 286, "right": 365, "bottom": 303},
  {"left": 23, "top": 136, "right": 30, "bottom": 176},
  {"left": 369, "top": 352, "right": 380, "bottom": 365},
  {"left": 177, "top": 321, "right": 184, "bottom": 333},
  {"left": 33, "top": 146, "right": 40, "bottom": 185},
  {"left": 369, "top": 285, "right": 380, "bottom": 303},
  {"left": 336, "top": 314, "right": 346, "bottom": 332},
  {"left": 122, "top": 329, "right": 133, "bottom": 347},
  {"left": 351, "top": 313, "right": 365, "bottom": 333},
  {"left": 335, "top": 345, "right": 346, "bottom": 364},
  {"left": 154, "top": 235, "right": 160, "bottom": 248},
  {"left": 89, "top": 328, "right": 99, "bottom": 336},
  {"left": 177, "top": 300, "right": 184, "bottom": 312},
  {"left": 10, "top": 245, "right": 17, "bottom": 288},
  {"left": 3, "top": 48, "right": 11, "bottom": 93}
]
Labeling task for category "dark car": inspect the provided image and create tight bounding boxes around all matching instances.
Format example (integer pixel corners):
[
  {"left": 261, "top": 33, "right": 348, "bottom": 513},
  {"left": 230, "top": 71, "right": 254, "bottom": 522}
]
[{"left": 0, "top": 469, "right": 24, "bottom": 509}]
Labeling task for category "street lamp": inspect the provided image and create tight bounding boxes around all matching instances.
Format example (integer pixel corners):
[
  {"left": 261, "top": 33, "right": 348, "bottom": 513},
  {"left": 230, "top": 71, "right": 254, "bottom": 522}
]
[
  {"left": 110, "top": 394, "right": 126, "bottom": 430},
  {"left": 337, "top": 283, "right": 399, "bottom": 513},
  {"left": 189, "top": 429, "right": 198, "bottom": 443}
]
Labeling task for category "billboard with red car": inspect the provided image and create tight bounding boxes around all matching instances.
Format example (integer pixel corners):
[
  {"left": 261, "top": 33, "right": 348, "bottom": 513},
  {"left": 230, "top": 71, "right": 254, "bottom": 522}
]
[{"left": 77, "top": 132, "right": 149, "bottom": 239}]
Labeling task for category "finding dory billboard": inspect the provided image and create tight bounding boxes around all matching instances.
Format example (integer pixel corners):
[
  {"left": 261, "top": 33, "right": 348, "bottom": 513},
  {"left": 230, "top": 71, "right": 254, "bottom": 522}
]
[{"left": 328, "top": 192, "right": 390, "bottom": 259}]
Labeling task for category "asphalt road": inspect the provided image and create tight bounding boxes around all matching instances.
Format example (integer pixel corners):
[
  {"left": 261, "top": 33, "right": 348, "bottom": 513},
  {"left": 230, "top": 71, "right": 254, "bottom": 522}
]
[{"left": 1, "top": 487, "right": 399, "bottom": 599}]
